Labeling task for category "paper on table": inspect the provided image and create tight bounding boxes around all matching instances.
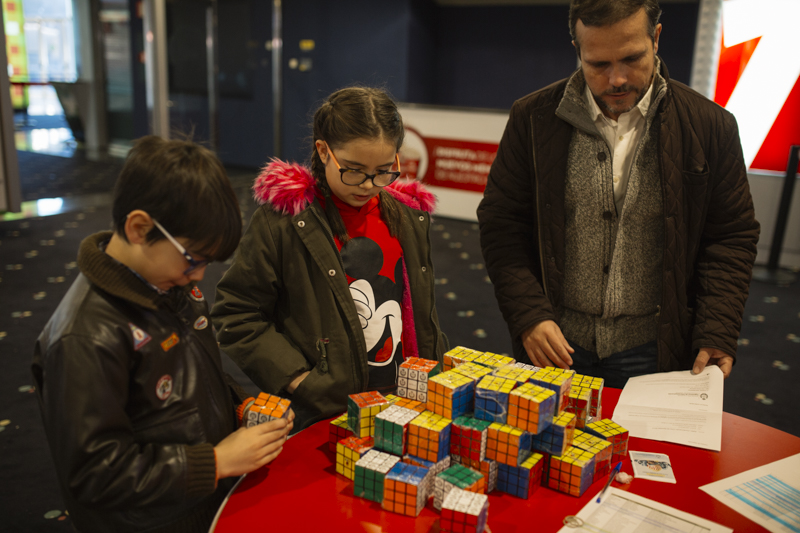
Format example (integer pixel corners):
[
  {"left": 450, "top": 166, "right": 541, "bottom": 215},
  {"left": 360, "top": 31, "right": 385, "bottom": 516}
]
[
  {"left": 699, "top": 453, "right": 800, "bottom": 533},
  {"left": 612, "top": 366, "right": 723, "bottom": 451},
  {"left": 557, "top": 487, "right": 732, "bottom": 533}
]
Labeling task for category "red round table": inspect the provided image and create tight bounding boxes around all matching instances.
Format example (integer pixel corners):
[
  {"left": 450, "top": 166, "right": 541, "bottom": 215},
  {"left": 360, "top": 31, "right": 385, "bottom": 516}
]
[{"left": 211, "top": 388, "right": 800, "bottom": 532}]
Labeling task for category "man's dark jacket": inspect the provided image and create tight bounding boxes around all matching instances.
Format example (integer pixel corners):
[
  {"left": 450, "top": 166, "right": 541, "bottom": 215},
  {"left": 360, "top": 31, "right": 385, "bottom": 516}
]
[{"left": 477, "top": 59, "right": 760, "bottom": 371}]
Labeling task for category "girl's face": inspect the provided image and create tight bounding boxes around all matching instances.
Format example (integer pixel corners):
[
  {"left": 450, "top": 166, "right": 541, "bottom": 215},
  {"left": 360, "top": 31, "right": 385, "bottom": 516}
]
[{"left": 316, "top": 137, "right": 397, "bottom": 208}]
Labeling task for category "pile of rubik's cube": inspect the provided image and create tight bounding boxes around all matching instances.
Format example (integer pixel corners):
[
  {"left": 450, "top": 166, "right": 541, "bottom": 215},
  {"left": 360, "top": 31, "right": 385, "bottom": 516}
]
[{"left": 329, "top": 348, "right": 629, "bottom": 531}]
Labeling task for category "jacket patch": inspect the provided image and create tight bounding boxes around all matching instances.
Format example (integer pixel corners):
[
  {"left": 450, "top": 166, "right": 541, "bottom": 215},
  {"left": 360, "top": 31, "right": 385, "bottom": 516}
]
[
  {"left": 193, "top": 316, "right": 208, "bottom": 330},
  {"left": 189, "top": 286, "right": 204, "bottom": 302},
  {"left": 128, "top": 323, "right": 152, "bottom": 351},
  {"left": 156, "top": 375, "right": 173, "bottom": 400},
  {"left": 160, "top": 332, "right": 180, "bottom": 352}
]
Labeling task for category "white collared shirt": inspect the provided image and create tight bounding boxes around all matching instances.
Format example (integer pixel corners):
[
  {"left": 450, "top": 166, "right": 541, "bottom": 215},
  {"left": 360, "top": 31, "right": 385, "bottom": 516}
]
[{"left": 584, "top": 81, "right": 654, "bottom": 214}]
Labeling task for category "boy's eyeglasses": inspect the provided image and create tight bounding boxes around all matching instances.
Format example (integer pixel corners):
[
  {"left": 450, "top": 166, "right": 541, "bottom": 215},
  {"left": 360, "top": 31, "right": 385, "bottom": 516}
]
[
  {"left": 152, "top": 219, "right": 210, "bottom": 274},
  {"left": 327, "top": 146, "right": 402, "bottom": 187}
]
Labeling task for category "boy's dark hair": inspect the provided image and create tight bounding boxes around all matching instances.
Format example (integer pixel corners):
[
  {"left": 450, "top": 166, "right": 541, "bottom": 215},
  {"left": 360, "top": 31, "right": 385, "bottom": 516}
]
[
  {"left": 112, "top": 135, "right": 242, "bottom": 261},
  {"left": 569, "top": 0, "right": 662, "bottom": 58},
  {"left": 309, "top": 86, "right": 405, "bottom": 244}
]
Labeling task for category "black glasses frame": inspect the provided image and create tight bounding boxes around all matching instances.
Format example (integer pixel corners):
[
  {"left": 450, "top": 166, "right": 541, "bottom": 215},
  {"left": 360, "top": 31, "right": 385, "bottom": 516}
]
[{"left": 327, "top": 146, "right": 402, "bottom": 187}]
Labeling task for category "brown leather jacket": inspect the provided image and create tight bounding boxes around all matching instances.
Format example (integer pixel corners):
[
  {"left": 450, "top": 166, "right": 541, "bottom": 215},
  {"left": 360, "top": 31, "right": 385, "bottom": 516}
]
[{"left": 477, "top": 59, "right": 760, "bottom": 371}]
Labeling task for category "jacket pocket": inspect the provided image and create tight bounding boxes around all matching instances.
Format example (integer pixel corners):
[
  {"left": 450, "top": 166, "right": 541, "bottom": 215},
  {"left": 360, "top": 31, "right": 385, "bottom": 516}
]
[{"left": 132, "top": 407, "right": 206, "bottom": 444}]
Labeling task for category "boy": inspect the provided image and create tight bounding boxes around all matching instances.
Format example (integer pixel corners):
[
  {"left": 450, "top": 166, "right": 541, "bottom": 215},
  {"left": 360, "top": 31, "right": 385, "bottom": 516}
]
[{"left": 32, "top": 136, "right": 293, "bottom": 533}]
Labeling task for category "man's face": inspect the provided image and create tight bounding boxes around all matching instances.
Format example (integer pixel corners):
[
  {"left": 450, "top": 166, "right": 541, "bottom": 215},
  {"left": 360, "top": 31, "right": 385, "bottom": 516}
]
[{"left": 574, "top": 8, "right": 661, "bottom": 120}]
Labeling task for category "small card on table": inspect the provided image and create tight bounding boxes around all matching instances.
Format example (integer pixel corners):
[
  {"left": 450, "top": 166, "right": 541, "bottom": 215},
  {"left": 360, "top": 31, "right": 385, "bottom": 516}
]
[{"left": 629, "top": 451, "right": 677, "bottom": 483}]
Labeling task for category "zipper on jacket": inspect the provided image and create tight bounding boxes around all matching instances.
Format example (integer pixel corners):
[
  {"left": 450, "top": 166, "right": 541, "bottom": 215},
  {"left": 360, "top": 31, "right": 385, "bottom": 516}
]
[
  {"left": 316, "top": 338, "right": 330, "bottom": 373},
  {"left": 531, "top": 114, "right": 549, "bottom": 300}
]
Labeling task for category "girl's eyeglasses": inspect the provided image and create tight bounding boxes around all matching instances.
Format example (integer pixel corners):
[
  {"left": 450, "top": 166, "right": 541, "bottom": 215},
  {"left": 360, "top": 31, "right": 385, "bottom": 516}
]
[
  {"left": 152, "top": 219, "right": 210, "bottom": 274},
  {"left": 326, "top": 145, "right": 402, "bottom": 187}
]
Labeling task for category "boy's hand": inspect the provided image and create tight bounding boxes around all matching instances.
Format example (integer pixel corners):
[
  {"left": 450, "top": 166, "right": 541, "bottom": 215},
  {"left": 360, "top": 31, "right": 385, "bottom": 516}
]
[{"left": 215, "top": 417, "right": 293, "bottom": 479}]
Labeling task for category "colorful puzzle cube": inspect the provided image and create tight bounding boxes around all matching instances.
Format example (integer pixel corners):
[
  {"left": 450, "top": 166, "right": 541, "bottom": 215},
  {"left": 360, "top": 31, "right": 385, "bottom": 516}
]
[
  {"left": 471, "top": 351, "right": 516, "bottom": 370},
  {"left": 407, "top": 410, "right": 452, "bottom": 463},
  {"left": 531, "top": 411, "right": 576, "bottom": 456},
  {"left": 546, "top": 446, "right": 596, "bottom": 497},
  {"left": 443, "top": 346, "right": 481, "bottom": 371},
  {"left": 573, "top": 374, "right": 604, "bottom": 418},
  {"left": 328, "top": 413, "right": 351, "bottom": 453},
  {"left": 347, "top": 391, "right": 391, "bottom": 437},
  {"left": 514, "top": 362, "right": 541, "bottom": 372},
  {"left": 572, "top": 429, "right": 613, "bottom": 479},
  {"left": 382, "top": 462, "right": 432, "bottom": 517},
  {"left": 450, "top": 361, "right": 495, "bottom": 383},
  {"left": 451, "top": 416, "right": 492, "bottom": 463},
  {"left": 585, "top": 419, "right": 629, "bottom": 463},
  {"left": 243, "top": 392, "right": 292, "bottom": 428},
  {"left": 335, "top": 435, "right": 374, "bottom": 480},
  {"left": 474, "top": 375, "right": 516, "bottom": 423},
  {"left": 391, "top": 396, "right": 427, "bottom": 413},
  {"left": 565, "top": 385, "right": 591, "bottom": 429},
  {"left": 428, "top": 370, "right": 475, "bottom": 420},
  {"left": 440, "top": 488, "right": 490, "bottom": 533},
  {"left": 530, "top": 369, "right": 573, "bottom": 413},
  {"left": 497, "top": 452, "right": 545, "bottom": 499},
  {"left": 493, "top": 364, "right": 536, "bottom": 385},
  {"left": 486, "top": 422, "right": 532, "bottom": 467},
  {"left": 374, "top": 404, "right": 420, "bottom": 456},
  {"left": 353, "top": 449, "right": 401, "bottom": 503},
  {"left": 433, "top": 464, "right": 486, "bottom": 510},
  {"left": 452, "top": 455, "right": 498, "bottom": 494},
  {"left": 397, "top": 357, "right": 441, "bottom": 402},
  {"left": 403, "top": 454, "right": 451, "bottom": 478},
  {"left": 508, "top": 382, "right": 557, "bottom": 434}
]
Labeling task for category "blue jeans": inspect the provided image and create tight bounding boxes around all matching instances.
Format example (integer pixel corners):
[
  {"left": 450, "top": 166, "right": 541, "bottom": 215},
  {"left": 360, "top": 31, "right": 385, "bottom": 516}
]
[{"left": 568, "top": 340, "right": 659, "bottom": 390}]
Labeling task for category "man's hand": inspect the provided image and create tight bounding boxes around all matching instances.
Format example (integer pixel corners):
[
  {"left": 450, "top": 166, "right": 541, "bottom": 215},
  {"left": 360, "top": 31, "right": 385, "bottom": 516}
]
[
  {"left": 692, "top": 347, "right": 734, "bottom": 378},
  {"left": 522, "top": 320, "right": 574, "bottom": 369},
  {"left": 215, "top": 416, "right": 293, "bottom": 479}
]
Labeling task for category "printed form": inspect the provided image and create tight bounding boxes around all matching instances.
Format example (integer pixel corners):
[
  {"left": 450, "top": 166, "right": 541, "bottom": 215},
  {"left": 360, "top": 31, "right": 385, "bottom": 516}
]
[{"left": 612, "top": 366, "right": 723, "bottom": 451}]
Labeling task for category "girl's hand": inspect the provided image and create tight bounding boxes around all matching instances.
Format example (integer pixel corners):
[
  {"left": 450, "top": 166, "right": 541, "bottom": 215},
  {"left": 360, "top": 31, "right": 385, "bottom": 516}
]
[{"left": 214, "top": 417, "right": 293, "bottom": 478}]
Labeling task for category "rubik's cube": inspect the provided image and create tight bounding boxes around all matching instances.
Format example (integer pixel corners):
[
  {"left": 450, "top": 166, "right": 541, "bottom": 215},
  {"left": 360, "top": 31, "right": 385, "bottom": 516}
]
[
  {"left": 452, "top": 455, "right": 498, "bottom": 494},
  {"left": 565, "top": 385, "right": 591, "bottom": 429},
  {"left": 532, "top": 411, "right": 576, "bottom": 456},
  {"left": 335, "top": 435, "right": 374, "bottom": 480},
  {"left": 391, "top": 396, "right": 427, "bottom": 413},
  {"left": 573, "top": 374, "right": 604, "bottom": 418},
  {"left": 397, "top": 357, "right": 441, "bottom": 402},
  {"left": 546, "top": 446, "right": 596, "bottom": 497},
  {"left": 347, "top": 391, "right": 391, "bottom": 437},
  {"left": 514, "top": 362, "right": 541, "bottom": 372},
  {"left": 450, "top": 362, "right": 495, "bottom": 383},
  {"left": 403, "top": 454, "right": 451, "bottom": 477},
  {"left": 572, "top": 429, "right": 613, "bottom": 479},
  {"left": 353, "top": 449, "right": 401, "bottom": 503},
  {"left": 474, "top": 375, "right": 516, "bottom": 423},
  {"left": 443, "top": 346, "right": 482, "bottom": 371},
  {"left": 407, "top": 410, "right": 452, "bottom": 463},
  {"left": 440, "top": 488, "right": 490, "bottom": 533},
  {"left": 471, "top": 351, "right": 516, "bottom": 370},
  {"left": 374, "top": 405, "right": 420, "bottom": 456},
  {"left": 328, "top": 413, "right": 351, "bottom": 453},
  {"left": 433, "top": 464, "right": 486, "bottom": 510},
  {"left": 242, "top": 392, "right": 292, "bottom": 427},
  {"left": 585, "top": 419, "right": 629, "bottom": 463},
  {"left": 530, "top": 368, "right": 573, "bottom": 413},
  {"left": 493, "top": 364, "right": 536, "bottom": 386},
  {"left": 508, "top": 382, "right": 557, "bottom": 434},
  {"left": 428, "top": 370, "right": 475, "bottom": 420},
  {"left": 486, "top": 422, "right": 532, "bottom": 467},
  {"left": 497, "top": 452, "right": 545, "bottom": 499},
  {"left": 382, "top": 462, "right": 432, "bottom": 517},
  {"left": 451, "top": 416, "right": 492, "bottom": 463}
]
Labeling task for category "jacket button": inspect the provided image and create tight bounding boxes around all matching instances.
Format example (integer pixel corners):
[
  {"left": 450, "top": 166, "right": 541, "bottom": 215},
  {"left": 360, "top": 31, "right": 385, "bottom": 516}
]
[
  {"left": 419, "top": 215, "right": 425, "bottom": 222},
  {"left": 602, "top": 211, "right": 613, "bottom": 220},
  {"left": 421, "top": 266, "right": 427, "bottom": 272},
  {"left": 597, "top": 152, "right": 607, "bottom": 161},
  {"left": 298, "top": 221, "right": 305, "bottom": 228},
  {"left": 328, "top": 269, "right": 336, "bottom": 276}
]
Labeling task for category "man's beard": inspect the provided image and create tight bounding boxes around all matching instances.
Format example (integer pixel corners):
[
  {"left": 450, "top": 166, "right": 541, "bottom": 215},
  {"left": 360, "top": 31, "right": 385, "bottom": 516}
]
[{"left": 592, "top": 67, "right": 655, "bottom": 117}]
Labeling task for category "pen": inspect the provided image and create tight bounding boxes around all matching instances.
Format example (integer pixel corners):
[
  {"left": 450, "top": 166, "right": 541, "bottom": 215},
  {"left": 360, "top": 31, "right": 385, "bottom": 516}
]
[{"left": 597, "top": 462, "right": 623, "bottom": 503}]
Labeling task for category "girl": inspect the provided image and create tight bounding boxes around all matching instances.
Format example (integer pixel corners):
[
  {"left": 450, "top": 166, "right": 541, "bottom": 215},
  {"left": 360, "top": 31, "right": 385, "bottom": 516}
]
[{"left": 211, "top": 87, "right": 448, "bottom": 431}]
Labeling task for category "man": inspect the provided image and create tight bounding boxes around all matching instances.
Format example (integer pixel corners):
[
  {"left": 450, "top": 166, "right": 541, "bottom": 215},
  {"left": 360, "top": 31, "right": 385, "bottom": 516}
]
[{"left": 477, "top": 0, "right": 759, "bottom": 388}]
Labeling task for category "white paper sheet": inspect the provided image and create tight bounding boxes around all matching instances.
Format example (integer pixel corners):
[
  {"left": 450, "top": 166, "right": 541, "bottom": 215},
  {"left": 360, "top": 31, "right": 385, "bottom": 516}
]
[
  {"left": 557, "top": 487, "right": 732, "bottom": 533},
  {"left": 612, "top": 366, "right": 723, "bottom": 451},
  {"left": 699, "top": 453, "right": 800, "bottom": 533}
]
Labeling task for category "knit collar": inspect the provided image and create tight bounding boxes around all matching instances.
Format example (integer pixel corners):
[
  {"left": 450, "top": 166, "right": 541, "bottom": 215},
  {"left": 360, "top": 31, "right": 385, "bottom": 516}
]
[{"left": 77, "top": 231, "right": 185, "bottom": 310}]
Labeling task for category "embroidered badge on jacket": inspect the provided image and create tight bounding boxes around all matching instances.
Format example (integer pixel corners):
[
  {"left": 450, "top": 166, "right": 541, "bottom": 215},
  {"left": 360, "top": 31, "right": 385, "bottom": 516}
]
[
  {"left": 128, "top": 323, "right": 152, "bottom": 350},
  {"left": 189, "top": 286, "right": 205, "bottom": 302},
  {"left": 194, "top": 316, "right": 208, "bottom": 330},
  {"left": 160, "top": 332, "right": 180, "bottom": 352},
  {"left": 156, "top": 375, "right": 173, "bottom": 400}
]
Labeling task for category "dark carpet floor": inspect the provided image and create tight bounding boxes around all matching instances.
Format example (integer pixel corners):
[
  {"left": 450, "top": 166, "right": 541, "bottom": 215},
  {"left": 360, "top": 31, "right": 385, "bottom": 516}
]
[{"left": 1, "top": 150, "right": 798, "bottom": 531}]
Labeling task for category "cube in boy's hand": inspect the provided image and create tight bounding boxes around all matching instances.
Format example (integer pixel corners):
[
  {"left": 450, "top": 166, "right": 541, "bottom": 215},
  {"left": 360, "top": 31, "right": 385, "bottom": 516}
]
[{"left": 242, "top": 392, "right": 291, "bottom": 428}]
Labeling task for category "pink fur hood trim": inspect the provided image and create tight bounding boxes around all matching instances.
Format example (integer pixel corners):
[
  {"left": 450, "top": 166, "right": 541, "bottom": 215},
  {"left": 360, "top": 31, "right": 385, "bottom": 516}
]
[{"left": 253, "top": 159, "right": 436, "bottom": 216}]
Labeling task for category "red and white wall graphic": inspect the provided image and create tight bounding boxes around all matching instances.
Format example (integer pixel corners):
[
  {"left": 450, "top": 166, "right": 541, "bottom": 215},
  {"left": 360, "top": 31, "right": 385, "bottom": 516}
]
[{"left": 714, "top": 0, "right": 800, "bottom": 172}]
